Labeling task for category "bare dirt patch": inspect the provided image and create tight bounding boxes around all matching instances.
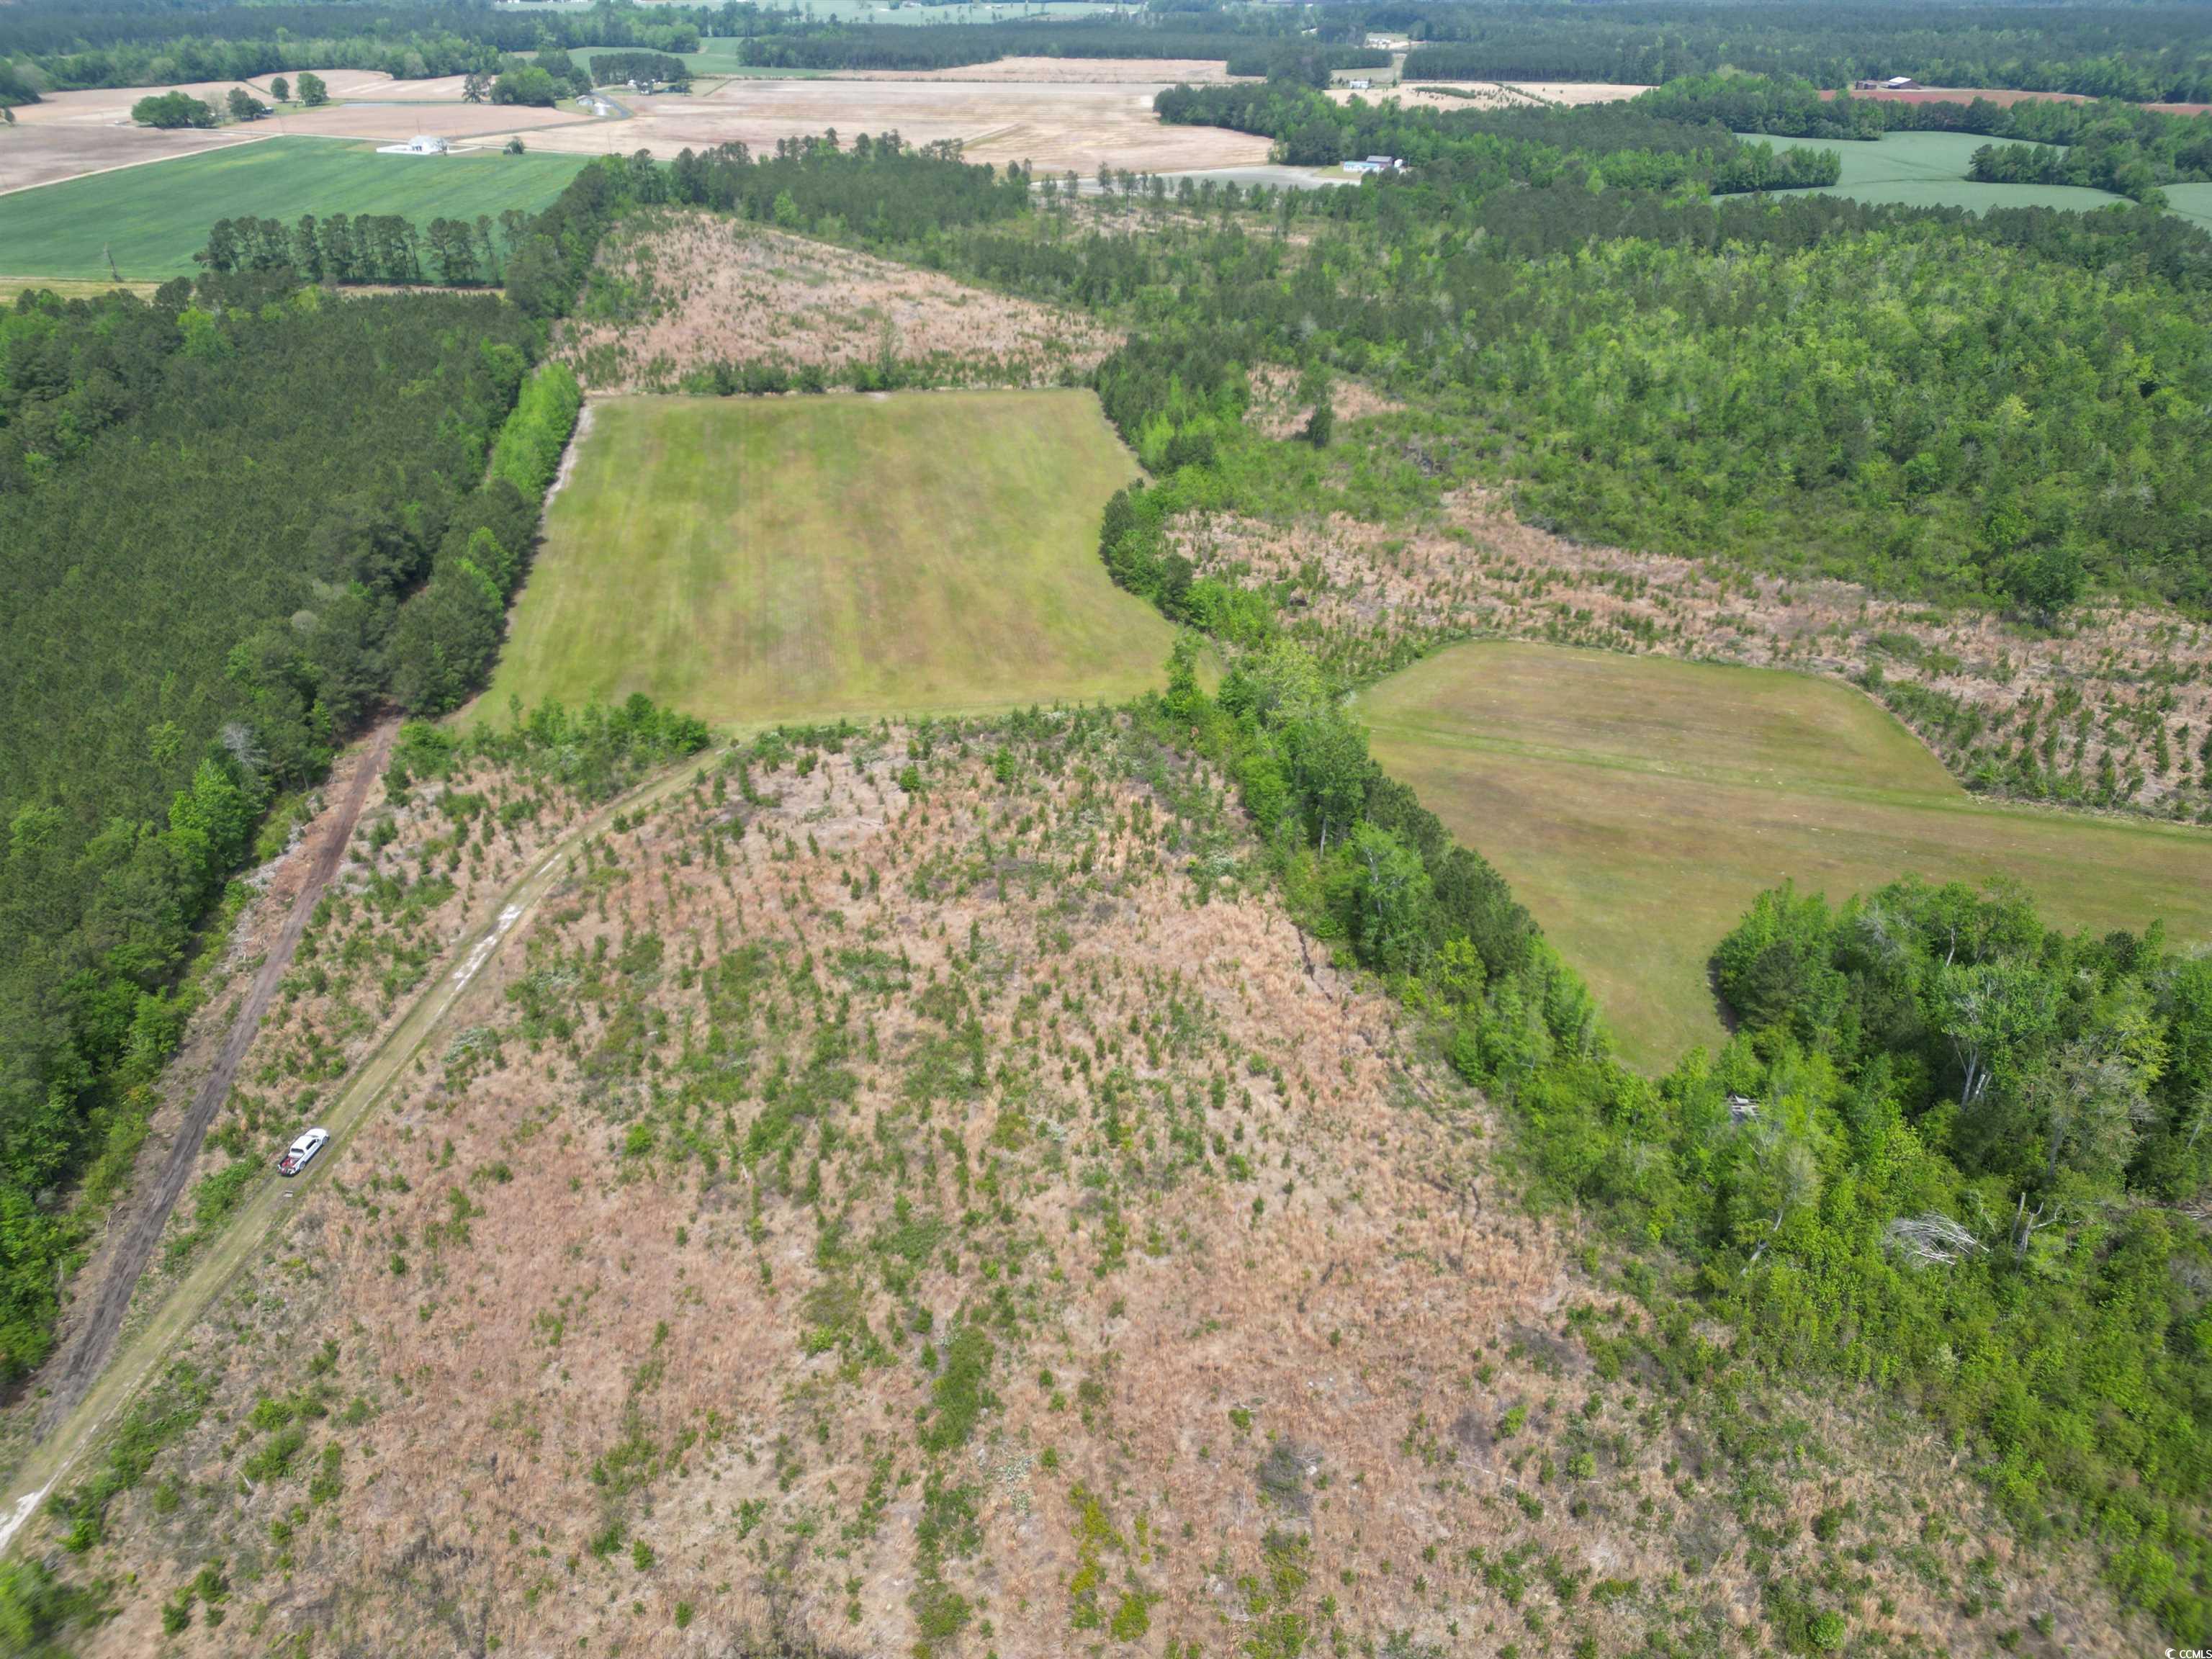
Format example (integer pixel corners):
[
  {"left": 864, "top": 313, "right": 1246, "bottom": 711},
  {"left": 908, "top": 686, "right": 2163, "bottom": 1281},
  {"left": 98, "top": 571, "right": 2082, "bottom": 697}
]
[
  {"left": 45, "top": 718, "right": 2139, "bottom": 1659},
  {"left": 1175, "top": 484, "right": 2212, "bottom": 816},
  {"left": 270, "top": 101, "right": 592, "bottom": 145},
  {"left": 558, "top": 207, "right": 1119, "bottom": 390},
  {"left": 522, "top": 76, "right": 1272, "bottom": 176},
  {"left": 0, "top": 122, "right": 253, "bottom": 197},
  {"left": 840, "top": 55, "right": 1249, "bottom": 84}
]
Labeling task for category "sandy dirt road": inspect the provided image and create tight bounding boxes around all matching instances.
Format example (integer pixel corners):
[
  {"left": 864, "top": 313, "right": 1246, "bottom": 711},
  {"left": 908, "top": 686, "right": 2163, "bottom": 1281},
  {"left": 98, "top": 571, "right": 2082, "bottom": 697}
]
[{"left": 0, "top": 739, "right": 720, "bottom": 1557}]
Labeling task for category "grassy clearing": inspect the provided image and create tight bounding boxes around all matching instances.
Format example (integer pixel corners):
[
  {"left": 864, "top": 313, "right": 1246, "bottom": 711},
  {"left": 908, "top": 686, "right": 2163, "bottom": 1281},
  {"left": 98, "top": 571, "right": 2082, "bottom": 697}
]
[
  {"left": 2164, "top": 181, "right": 2212, "bottom": 230},
  {"left": 486, "top": 390, "right": 1177, "bottom": 728},
  {"left": 1360, "top": 642, "right": 2212, "bottom": 1067},
  {"left": 0, "top": 137, "right": 588, "bottom": 281},
  {"left": 1750, "top": 130, "right": 2130, "bottom": 214}
]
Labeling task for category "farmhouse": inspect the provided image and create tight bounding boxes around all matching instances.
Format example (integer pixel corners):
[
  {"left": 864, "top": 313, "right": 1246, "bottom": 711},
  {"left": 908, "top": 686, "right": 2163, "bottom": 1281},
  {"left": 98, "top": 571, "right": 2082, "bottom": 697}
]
[
  {"left": 1341, "top": 154, "right": 1403, "bottom": 174},
  {"left": 376, "top": 134, "right": 451, "bottom": 156},
  {"left": 1853, "top": 76, "right": 1922, "bottom": 90}
]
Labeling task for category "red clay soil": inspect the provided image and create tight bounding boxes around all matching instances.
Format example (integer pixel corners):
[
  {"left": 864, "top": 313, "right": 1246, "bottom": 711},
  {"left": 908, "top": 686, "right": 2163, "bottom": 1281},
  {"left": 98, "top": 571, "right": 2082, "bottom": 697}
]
[{"left": 35, "top": 722, "right": 397, "bottom": 1431}]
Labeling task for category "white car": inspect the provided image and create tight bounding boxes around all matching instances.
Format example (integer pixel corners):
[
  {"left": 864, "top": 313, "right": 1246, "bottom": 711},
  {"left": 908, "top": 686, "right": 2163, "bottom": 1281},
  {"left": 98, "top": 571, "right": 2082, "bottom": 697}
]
[{"left": 276, "top": 1127, "right": 330, "bottom": 1177}]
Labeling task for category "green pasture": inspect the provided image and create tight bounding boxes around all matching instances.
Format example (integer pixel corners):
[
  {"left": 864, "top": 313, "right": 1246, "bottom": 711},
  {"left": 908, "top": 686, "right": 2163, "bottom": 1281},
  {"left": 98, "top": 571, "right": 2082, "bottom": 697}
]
[
  {"left": 0, "top": 137, "right": 588, "bottom": 282},
  {"left": 486, "top": 390, "right": 1177, "bottom": 728},
  {"left": 2163, "top": 181, "right": 2212, "bottom": 230},
  {"left": 1361, "top": 642, "right": 2212, "bottom": 1069},
  {"left": 1748, "top": 130, "right": 2129, "bottom": 214}
]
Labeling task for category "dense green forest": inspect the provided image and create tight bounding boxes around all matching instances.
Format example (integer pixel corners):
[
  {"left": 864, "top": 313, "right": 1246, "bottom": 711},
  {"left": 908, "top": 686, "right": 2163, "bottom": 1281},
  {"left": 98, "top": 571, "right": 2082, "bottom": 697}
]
[
  {"left": 936, "top": 118, "right": 2212, "bottom": 613},
  {"left": 0, "top": 282, "right": 561, "bottom": 1383}
]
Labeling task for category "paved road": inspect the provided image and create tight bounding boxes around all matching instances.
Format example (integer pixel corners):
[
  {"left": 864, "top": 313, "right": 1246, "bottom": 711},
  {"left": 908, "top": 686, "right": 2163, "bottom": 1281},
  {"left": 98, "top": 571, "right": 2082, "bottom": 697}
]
[
  {"left": 37, "top": 721, "right": 397, "bottom": 1436},
  {"left": 0, "top": 743, "right": 719, "bottom": 1557}
]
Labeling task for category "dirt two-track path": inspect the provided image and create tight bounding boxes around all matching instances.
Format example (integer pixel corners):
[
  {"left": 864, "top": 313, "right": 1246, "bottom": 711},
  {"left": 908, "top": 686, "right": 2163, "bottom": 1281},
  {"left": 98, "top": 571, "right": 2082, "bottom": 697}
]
[
  {"left": 0, "top": 734, "right": 721, "bottom": 1557},
  {"left": 35, "top": 722, "right": 398, "bottom": 1438}
]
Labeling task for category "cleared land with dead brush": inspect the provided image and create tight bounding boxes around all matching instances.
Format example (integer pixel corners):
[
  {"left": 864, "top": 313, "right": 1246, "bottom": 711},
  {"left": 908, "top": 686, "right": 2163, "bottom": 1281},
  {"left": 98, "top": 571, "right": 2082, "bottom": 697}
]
[
  {"left": 42, "top": 716, "right": 2141, "bottom": 1658},
  {"left": 559, "top": 207, "right": 1117, "bottom": 392}
]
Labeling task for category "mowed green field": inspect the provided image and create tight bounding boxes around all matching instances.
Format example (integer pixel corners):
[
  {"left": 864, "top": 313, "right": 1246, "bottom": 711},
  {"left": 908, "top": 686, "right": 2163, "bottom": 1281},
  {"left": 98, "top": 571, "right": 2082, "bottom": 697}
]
[
  {"left": 2163, "top": 181, "right": 2212, "bottom": 232},
  {"left": 1361, "top": 643, "right": 2212, "bottom": 1069},
  {"left": 486, "top": 390, "right": 1178, "bottom": 727},
  {"left": 0, "top": 137, "right": 588, "bottom": 281},
  {"left": 1750, "top": 130, "right": 2129, "bottom": 214}
]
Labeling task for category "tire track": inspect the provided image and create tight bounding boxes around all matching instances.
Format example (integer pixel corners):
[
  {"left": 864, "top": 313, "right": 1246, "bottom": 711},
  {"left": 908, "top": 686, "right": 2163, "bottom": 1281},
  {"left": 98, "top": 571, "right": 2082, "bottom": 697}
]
[
  {"left": 37, "top": 721, "right": 397, "bottom": 1433},
  {"left": 0, "top": 742, "right": 716, "bottom": 1560}
]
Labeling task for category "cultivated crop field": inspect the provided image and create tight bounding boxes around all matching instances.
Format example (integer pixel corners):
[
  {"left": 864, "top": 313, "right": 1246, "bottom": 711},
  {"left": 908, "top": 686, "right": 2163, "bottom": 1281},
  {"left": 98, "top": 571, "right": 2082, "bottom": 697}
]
[
  {"left": 522, "top": 72, "right": 1271, "bottom": 176},
  {"left": 1362, "top": 642, "right": 2212, "bottom": 1066},
  {"left": 1754, "top": 129, "right": 2128, "bottom": 213},
  {"left": 0, "top": 136, "right": 589, "bottom": 281},
  {"left": 486, "top": 390, "right": 1177, "bottom": 727}
]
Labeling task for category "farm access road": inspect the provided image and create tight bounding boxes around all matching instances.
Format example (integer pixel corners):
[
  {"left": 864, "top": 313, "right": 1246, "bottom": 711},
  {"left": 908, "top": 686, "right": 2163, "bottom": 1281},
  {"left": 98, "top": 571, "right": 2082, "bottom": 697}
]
[{"left": 0, "top": 737, "right": 722, "bottom": 1557}]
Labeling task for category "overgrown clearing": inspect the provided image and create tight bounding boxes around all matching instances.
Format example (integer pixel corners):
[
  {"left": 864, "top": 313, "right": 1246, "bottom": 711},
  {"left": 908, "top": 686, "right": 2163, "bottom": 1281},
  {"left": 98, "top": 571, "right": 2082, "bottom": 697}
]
[
  {"left": 1362, "top": 642, "right": 2212, "bottom": 1066},
  {"left": 0, "top": 138, "right": 587, "bottom": 280},
  {"left": 35, "top": 717, "right": 2132, "bottom": 1658},
  {"left": 1755, "top": 130, "right": 2130, "bottom": 212},
  {"left": 487, "top": 390, "right": 1175, "bottom": 727},
  {"left": 557, "top": 207, "right": 1117, "bottom": 392}
]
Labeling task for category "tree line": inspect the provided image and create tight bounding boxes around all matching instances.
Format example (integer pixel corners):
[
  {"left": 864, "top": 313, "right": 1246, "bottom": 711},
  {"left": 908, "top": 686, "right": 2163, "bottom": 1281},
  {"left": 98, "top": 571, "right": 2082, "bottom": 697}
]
[
  {"left": 197, "top": 135, "right": 1036, "bottom": 305},
  {"left": 734, "top": 17, "right": 1295, "bottom": 73},
  {"left": 1387, "top": 0, "right": 2212, "bottom": 103},
  {"left": 0, "top": 0, "right": 712, "bottom": 97},
  {"left": 1156, "top": 79, "right": 1841, "bottom": 192},
  {"left": 0, "top": 274, "right": 581, "bottom": 1384},
  {"left": 199, "top": 210, "right": 536, "bottom": 288}
]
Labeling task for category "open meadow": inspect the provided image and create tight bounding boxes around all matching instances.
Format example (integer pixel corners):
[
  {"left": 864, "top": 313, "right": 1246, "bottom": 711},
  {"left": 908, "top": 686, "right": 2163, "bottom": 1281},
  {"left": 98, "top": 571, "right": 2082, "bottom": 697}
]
[
  {"left": 0, "top": 135, "right": 588, "bottom": 281},
  {"left": 1753, "top": 129, "right": 2130, "bottom": 212},
  {"left": 1361, "top": 642, "right": 2212, "bottom": 1067},
  {"left": 485, "top": 389, "right": 1177, "bottom": 727}
]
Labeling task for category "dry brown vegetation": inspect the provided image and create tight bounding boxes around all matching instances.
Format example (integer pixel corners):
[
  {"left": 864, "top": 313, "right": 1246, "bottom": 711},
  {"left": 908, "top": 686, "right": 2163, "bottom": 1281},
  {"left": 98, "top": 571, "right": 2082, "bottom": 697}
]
[
  {"left": 1182, "top": 459, "right": 2212, "bottom": 817},
  {"left": 1328, "top": 81, "right": 1652, "bottom": 112},
  {"left": 37, "top": 714, "right": 2133, "bottom": 1658},
  {"left": 558, "top": 207, "right": 1119, "bottom": 392},
  {"left": 1244, "top": 364, "right": 1404, "bottom": 441}
]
